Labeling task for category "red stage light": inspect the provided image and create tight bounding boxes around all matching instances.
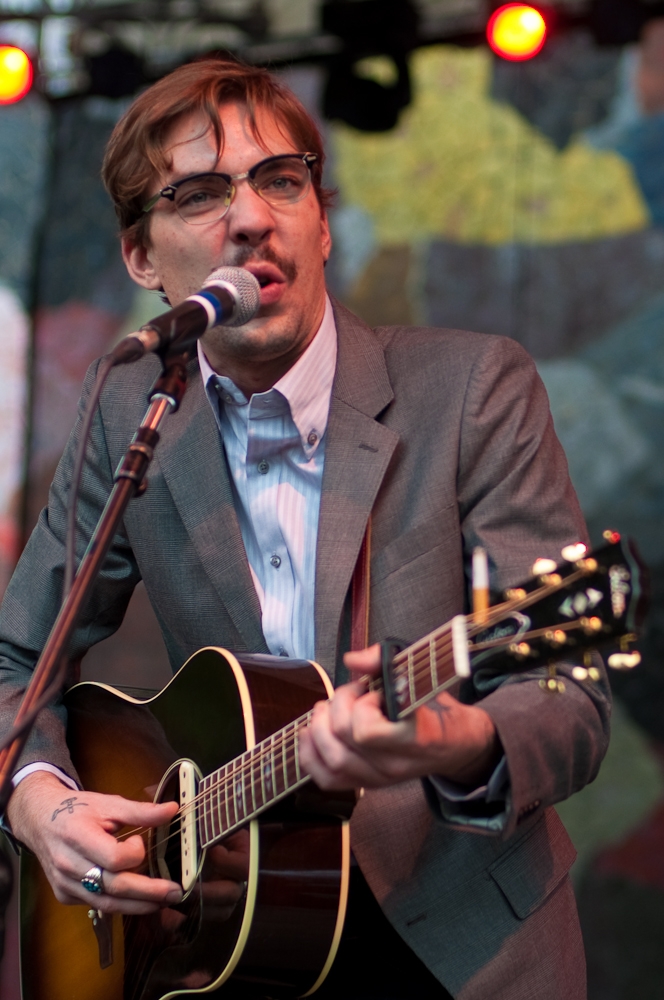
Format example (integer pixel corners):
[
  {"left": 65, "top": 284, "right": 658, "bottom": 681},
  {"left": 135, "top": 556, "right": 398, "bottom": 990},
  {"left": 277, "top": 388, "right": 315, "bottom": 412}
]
[
  {"left": 487, "top": 4, "right": 547, "bottom": 61},
  {"left": 0, "top": 46, "right": 33, "bottom": 105}
]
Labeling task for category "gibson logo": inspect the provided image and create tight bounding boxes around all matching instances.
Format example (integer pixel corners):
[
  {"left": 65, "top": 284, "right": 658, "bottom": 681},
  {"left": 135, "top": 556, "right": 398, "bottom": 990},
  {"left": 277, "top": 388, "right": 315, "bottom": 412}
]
[{"left": 609, "top": 565, "right": 630, "bottom": 618}]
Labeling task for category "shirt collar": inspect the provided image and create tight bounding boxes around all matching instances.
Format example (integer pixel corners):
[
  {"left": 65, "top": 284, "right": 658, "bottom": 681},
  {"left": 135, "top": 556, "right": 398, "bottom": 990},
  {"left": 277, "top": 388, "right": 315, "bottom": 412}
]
[{"left": 198, "top": 294, "right": 337, "bottom": 458}]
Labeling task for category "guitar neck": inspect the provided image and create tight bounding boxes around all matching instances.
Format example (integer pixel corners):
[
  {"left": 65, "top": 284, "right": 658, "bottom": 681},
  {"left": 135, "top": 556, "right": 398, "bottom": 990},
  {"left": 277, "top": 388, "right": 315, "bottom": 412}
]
[
  {"left": 195, "top": 537, "right": 644, "bottom": 848},
  {"left": 197, "top": 711, "right": 314, "bottom": 849},
  {"left": 195, "top": 626, "right": 458, "bottom": 849}
]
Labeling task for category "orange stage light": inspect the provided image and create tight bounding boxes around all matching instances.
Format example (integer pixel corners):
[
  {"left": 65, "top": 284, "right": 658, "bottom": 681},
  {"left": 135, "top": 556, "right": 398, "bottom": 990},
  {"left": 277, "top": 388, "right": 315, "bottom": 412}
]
[
  {"left": 487, "top": 4, "right": 547, "bottom": 61},
  {"left": 0, "top": 46, "right": 33, "bottom": 105}
]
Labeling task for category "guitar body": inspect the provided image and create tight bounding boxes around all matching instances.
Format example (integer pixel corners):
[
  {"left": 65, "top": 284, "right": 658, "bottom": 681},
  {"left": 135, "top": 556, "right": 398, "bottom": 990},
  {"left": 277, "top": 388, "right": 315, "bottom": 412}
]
[{"left": 20, "top": 648, "right": 351, "bottom": 1000}]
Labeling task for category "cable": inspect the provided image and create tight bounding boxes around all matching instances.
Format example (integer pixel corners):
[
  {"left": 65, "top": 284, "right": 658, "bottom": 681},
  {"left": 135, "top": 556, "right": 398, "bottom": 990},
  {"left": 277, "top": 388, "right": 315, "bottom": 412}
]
[{"left": 62, "top": 354, "right": 116, "bottom": 602}]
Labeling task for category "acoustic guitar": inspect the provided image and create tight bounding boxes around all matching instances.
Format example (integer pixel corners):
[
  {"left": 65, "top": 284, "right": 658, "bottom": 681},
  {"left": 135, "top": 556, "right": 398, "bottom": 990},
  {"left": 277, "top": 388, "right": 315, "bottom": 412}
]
[{"left": 19, "top": 535, "right": 645, "bottom": 1000}]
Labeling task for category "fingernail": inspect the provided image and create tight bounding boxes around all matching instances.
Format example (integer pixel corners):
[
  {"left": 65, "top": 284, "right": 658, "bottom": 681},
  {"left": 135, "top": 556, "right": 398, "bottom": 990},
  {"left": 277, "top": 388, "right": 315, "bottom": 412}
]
[{"left": 166, "top": 889, "right": 182, "bottom": 904}]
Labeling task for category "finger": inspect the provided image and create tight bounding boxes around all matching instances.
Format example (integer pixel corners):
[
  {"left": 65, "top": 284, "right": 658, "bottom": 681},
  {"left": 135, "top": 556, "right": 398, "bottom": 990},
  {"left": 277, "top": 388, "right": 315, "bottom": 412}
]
[
  {"left": 300, "top": 711, "right": 387, "bottom": 789},
  {"left": 343, "top": 643, "right": 381, "bottom": 676},
  {"left": 100, "top": 795, "right": 179, "bottom": 831}
]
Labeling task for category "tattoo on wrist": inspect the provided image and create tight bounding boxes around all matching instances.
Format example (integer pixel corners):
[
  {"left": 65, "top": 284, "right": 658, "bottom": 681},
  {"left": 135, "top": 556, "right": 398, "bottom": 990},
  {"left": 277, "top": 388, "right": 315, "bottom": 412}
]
[{"left": 51, "top": 797, "right": 88, "bottom": 821}]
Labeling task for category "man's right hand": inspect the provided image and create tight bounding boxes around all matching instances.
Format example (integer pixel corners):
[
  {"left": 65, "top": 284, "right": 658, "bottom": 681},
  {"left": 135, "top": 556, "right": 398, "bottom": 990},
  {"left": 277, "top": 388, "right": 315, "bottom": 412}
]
[{"left": 7, "top": 771, "right": 183, "bottom": 914}]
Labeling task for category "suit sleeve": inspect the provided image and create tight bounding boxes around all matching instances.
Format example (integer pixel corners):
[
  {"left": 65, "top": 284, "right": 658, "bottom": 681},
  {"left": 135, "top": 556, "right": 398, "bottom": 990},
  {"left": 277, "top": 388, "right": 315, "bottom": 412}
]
[
  {"left": 438, "top": 335, "right": 610, "bottom": 838},
  {"left": 0, "top": 358, "right": 142, "bottom": 782}
]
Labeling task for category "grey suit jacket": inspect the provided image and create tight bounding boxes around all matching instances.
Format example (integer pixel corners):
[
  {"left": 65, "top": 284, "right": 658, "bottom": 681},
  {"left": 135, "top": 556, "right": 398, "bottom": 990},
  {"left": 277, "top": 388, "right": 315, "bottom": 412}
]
[{"left": 0, "top": 301, "right": 607, "bottom": 998}]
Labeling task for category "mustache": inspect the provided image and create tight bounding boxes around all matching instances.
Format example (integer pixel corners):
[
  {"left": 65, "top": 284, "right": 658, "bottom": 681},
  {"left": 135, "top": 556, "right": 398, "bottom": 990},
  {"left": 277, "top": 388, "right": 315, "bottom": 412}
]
[{"left": 228, "top": 245, "right": 298, "bottom": 284}]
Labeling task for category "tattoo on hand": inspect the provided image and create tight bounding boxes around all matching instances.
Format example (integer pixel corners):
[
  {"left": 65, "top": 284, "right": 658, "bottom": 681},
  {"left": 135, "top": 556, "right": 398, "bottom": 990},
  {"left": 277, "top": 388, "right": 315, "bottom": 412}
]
[{"left": 51, "top": 797, "right": 88, "bottom": 821}]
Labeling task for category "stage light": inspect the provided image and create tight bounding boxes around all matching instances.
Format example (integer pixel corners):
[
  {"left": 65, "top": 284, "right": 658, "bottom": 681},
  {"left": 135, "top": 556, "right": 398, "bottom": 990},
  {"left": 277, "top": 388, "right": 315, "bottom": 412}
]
[
  {"left": 0, "top": 46, "right": 33, "bottom": 105},
  {"left": 487, "top": 4, "right": 547, "bottom": 61}
]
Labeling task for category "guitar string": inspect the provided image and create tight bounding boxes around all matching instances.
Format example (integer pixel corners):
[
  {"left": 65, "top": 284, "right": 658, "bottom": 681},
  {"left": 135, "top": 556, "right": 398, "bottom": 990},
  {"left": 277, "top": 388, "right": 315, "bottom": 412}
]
[
  {"left": 114, "top": 616, "right": 472, "bottom": 852},
  {"left": 112, "top": 619, "right": 460, "bottom": 849},
  {"left": 113, "top": 610, "right": 579, "bottom": 851},
  {"left": 107, "top": 567, "right": 600, "bottom": 988},
  {"left": 114, "top": 570, "right": 596, "bottom": 849}
]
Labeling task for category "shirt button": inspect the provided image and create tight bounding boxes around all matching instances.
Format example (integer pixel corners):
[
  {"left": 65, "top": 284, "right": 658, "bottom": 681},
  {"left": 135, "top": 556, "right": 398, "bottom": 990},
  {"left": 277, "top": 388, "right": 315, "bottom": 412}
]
[
  {"left": 258, "top": 459, "right": 269, "bottom": 475},
  {"left": 270, "top": 554, "right": 281, "bottom": 568},
  {"left": 224, "top": 394, "right": 234, "bottom": 404},
  {"left": 307, "top": 431, "right": 318, "bottom": 446}
]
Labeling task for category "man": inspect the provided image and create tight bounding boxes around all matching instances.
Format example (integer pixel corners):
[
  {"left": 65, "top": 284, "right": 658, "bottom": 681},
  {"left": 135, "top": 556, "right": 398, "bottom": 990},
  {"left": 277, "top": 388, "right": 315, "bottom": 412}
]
[{"left": 0, "top": 59, "right": 608, "bottom": 998}]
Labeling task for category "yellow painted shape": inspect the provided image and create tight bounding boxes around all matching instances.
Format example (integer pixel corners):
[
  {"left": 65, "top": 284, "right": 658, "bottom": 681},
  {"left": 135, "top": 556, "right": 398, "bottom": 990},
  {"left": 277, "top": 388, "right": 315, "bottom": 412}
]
[{"left": 332, "top": 45, "right": 649, "bottom": 246}]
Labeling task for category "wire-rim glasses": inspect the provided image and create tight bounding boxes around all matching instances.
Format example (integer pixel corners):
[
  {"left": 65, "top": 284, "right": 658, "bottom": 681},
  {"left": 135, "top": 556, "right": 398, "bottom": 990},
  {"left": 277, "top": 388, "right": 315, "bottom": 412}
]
[{"left": 143, "top": 152, "right": 318, "bottom": 225}]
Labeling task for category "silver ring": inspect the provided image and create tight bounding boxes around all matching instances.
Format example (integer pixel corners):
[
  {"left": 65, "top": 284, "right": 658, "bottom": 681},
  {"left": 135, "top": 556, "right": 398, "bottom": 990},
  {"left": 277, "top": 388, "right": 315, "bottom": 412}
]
[{"left": 81, "top": 865, "right": 104, "bottom": 894}]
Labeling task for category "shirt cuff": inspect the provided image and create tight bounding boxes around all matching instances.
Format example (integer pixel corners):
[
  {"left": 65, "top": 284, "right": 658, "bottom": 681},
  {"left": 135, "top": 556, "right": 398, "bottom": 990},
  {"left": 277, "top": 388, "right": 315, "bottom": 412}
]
[
  {"left": 0, "top": 763, "right": 80, "bottom": 852},
  {"left": 12, "top": 762, "right": 79, "bottom": 792},
  {"left": 425, "top": 756, "right": 510, "bottom": 832}
]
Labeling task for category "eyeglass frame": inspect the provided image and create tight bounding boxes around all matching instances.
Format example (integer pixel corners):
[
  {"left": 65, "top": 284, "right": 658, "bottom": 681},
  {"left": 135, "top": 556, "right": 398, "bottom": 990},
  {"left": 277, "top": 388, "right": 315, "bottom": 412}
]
[{"left": 142, "top": 152, "right": 319, "bottom": 221}]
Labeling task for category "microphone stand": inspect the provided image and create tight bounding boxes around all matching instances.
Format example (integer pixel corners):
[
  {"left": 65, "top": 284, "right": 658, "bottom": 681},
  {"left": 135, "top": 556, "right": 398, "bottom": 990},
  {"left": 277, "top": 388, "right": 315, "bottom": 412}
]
[{"left": 0, "top": 351, "right": 190, "bottom": 816}]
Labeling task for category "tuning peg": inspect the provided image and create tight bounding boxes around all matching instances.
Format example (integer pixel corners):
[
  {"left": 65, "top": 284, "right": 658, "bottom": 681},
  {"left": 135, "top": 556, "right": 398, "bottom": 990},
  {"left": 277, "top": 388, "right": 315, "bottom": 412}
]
[
  {"left": 561, "top": 543, "right": 587, "bottom": 562},
  {"left": 504, "top": 587, "right": 526, "bottom": 601},
  {"left": 545, "top": 629, "right": 567, "bottom": 646},
  {"left": 608, "top": 651, "right": 642, "bottom": 670},
  {"left": 603, "top": 529, "right": 621, "bottom": 544},
  {"left": 539, "top": 665, "right": 565, "bottom": 693},
  {"left": 532, "top": 558, "right": 557, "bottom": 576},
  {"left": 571, "top": 665, "right": 601, "bottom": 682},
  {"left": 508, "top": 642, "right": 532, "bottom": 659},
  {"left": 580, "top": 616, "right": 603, "bottom": 634}
]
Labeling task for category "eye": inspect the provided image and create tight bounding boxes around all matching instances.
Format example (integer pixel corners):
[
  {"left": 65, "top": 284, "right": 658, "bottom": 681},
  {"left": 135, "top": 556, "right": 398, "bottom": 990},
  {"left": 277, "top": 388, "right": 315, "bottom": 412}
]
[
  {"left": 175, "top": 177, "right": 228, "bottom": 214},
  {"left": 256, "top": 162, "right": 308, "bottom": 198}
]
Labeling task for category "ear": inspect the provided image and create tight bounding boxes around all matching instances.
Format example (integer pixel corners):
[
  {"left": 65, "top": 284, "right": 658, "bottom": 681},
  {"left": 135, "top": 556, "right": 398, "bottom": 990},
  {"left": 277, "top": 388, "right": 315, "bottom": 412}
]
[
  {"left": 320, "top": 210, "right": 332, "bottom": 263},
  {"left": 122, "top": 237, "right": 163, "bottom": 291}
]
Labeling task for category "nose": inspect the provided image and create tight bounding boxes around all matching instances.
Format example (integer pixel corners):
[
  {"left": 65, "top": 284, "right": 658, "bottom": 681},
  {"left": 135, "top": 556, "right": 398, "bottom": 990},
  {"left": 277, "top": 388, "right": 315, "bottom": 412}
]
[{"left": 224, "top": 179, "right": 275, "bottom": 247}]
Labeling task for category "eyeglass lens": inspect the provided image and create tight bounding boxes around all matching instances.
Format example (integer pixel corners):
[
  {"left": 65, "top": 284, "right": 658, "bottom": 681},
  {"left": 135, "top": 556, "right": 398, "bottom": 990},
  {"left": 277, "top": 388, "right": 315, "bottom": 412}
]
[{"left": 174, "top": 156, "right": 312, "bottom": 224}]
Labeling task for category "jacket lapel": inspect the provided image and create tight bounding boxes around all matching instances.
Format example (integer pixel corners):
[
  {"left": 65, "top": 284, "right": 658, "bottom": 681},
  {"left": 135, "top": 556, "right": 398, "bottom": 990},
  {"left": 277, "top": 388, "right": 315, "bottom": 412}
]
[
  {"left": 315, "top": 301, "right": 399, "bottom": 675},
  {"left": 155, "top": 360, "right": 267, "bottom": 653}
]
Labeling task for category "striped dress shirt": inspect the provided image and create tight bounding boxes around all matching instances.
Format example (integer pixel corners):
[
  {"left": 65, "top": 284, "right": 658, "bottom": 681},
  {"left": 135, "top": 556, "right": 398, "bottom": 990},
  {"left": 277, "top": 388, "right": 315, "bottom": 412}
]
[{"left": 198, "top": 295, "right": 337, "bottom": 661}]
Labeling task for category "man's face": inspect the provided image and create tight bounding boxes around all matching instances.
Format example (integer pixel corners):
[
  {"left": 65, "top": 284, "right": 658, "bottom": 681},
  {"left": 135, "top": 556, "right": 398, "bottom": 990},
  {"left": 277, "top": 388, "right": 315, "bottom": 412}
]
[{"left": 123, "top": 101, "right": 331, "bottom": 384}]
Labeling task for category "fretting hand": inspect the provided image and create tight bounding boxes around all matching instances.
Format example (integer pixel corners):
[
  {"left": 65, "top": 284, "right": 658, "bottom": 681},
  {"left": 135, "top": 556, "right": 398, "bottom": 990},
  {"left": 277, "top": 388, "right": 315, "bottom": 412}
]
[{"left": 299, "top": 644, "right": 501, "bottom": 791}]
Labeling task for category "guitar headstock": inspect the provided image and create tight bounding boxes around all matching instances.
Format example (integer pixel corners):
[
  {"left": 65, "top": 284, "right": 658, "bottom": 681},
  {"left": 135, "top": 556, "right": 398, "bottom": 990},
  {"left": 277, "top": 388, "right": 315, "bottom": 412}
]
[{"left": 469, "top": 534, "right": 648, "bottom": 680}]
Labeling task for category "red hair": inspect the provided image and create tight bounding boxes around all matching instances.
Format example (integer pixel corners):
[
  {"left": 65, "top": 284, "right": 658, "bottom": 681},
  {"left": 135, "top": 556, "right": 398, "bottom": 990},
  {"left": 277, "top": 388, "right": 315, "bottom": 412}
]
[{"left": 102, "top": 57, "right": 333, "bottom": 247}]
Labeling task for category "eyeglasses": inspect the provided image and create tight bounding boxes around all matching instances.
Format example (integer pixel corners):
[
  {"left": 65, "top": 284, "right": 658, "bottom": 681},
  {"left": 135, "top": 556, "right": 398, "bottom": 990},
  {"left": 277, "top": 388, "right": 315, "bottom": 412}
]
[{"left": 143, "top": 152, "right": 318, "bottom": 225}]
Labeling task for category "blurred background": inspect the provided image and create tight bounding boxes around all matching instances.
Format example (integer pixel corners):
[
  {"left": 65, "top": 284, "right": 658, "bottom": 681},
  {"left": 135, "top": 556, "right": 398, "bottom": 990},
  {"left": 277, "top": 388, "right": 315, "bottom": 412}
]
[{"left": 0, "top": 0, "right": 664, "bottom": 996}]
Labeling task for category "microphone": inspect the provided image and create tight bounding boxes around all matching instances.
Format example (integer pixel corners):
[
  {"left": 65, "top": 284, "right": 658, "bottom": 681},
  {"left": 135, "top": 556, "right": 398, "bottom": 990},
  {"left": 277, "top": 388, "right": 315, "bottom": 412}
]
[{"left": 111, "top": 266, "right": 261, "bottom": 364}]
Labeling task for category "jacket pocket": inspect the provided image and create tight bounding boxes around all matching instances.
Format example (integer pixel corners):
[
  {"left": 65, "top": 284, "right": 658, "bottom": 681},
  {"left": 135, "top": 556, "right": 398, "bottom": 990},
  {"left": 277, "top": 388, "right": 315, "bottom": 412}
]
[{"left": 488, "top": 808, "right": 577, "bottom": 919}]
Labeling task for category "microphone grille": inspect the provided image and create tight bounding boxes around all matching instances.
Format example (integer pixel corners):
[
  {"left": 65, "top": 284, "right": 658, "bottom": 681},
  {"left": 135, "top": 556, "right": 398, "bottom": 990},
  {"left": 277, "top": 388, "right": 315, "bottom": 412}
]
[{"left": 205, "top": 266, "right": 261, "bottom": 327}]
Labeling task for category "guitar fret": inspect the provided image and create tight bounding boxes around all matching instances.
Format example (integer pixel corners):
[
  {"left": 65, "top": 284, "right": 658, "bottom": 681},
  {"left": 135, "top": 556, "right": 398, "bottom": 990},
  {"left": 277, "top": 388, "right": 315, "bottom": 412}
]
[
  {"left": 228, "top": 759, "right": 237, "bottom": 827},
  {"left": 209, "top": 778, "right": 220, "bottom": 843},
  {"left": 271, "top": 733, "right": 282, "bottom": 797},
  {"left": 259, "top": 744, "right": 267, "bottom": 806},
  {"left": 282, "top": 727, "right": 289, "bottom": 789},
  {"left": 203, "top": 777, "right": 213, "bottom": 846},
  {"left": 408, "top": 648, "right": 416, "bottom": 707},
  {"left": 233, "top": 757, "right": 245, "bottom": 825},
  {"left": 294, "top": 724, "right": 301, "bottom": 782},
  {"left": 249, "top": 747, "right": 257, "bottom": 815},
  {"left": 197, "top": 776, "right": 207, "bottom": 846},
  {"left": 430, "top": 634, "right": 438, "bottom": 691},
  {"left": 223, "top": 765, "right": 231, "bottom": 830},
  {"left": 213, "top": 770, "right": 223, "bottom": 839}
]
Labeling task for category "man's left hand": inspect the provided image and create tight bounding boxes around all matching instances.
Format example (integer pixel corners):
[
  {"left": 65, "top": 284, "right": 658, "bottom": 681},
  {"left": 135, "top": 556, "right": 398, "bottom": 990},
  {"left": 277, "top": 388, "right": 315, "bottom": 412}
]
[{"left": 299, "top": 645, "right": 501, "bottom": 791}]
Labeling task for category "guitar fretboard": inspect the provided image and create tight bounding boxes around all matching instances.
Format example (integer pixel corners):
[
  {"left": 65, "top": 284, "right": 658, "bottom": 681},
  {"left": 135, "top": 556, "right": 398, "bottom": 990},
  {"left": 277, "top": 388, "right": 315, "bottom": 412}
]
[
  {"left": 197, "top": 714, "right": 311, "bottom": 849},
  {"left": 195, "top": 621, "right": 460, "bottom": 849}
]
